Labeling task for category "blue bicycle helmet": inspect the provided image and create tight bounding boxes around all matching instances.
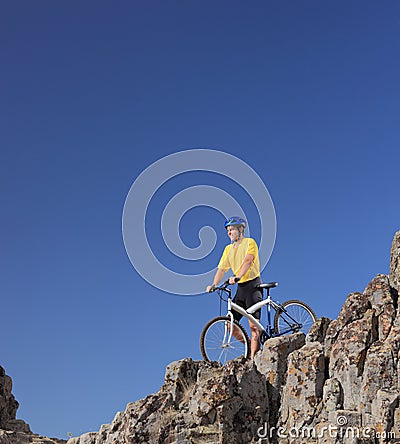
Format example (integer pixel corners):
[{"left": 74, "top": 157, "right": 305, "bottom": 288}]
[{"left": 224, "top": 216, "right": 246, "bottom": 229}]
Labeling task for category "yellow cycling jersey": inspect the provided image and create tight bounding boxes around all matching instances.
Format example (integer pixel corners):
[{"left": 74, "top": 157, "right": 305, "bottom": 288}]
[{"left": 217, "top": 237, "right": 260, "bottom": 283}]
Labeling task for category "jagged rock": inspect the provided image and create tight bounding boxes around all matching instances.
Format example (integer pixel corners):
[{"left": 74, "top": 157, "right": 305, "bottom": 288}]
[
  {"left": 0, "top": 367, "right": 19, "bottom": 431},
  {"left": 0, "top": 366, "right": 66, "bottom": 444},
  {"left": 369, "top": 389, "right": 399, "bottom": 440},
  {"left": 306, "top": 317, "right": 331, "bottom": 345},
  {"left": 328, "top": 309, "right": 378, "bottom": 411},
  {"left": 254, "top": 332, "right": 305, "bottom": 426},
  {"left": 68, "top": 358, "right": 269, "bottom": 444},
  {"left": 360, "top": 341, "right": 397, "bottom": 415},
  {"left": 279, "top": 343, "right": 325, "bottom": 431},
  {"left": 391, "top": 407, "right": 400, "bottom": 442},
  {"left": 66, "top": 434, "right": 96, "bottom": 444},
  {"left": 390, "top": 230, "right": 400, "bottom": 293},
  {"left": 0, "top": 432, "right": 65, "bottom": 444},
  {"left": 363, "top": 274, "right": 396, "bottom": 341},
  {"left": 324, "top": 292, "right": 372, "bottom": 358},
  {"left": 322, "top": 378, "right": 343, "bottom": 417}
]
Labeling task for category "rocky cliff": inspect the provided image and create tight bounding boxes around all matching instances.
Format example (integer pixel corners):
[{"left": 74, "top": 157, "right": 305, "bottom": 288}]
[
  {"left": 2, "top": 231, "right": 400, "bottom": 444},
  {"left": 65, "top": 230, "right": 400, "bottom": 444},
  {"left": 0, "top": 366, "right": 66, "bottom": 444}
]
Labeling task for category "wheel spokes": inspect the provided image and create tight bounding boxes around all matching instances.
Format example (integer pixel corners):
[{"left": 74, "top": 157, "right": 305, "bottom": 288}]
[{"left": 202, "top": 319, "right": 248, "bottom": 364}]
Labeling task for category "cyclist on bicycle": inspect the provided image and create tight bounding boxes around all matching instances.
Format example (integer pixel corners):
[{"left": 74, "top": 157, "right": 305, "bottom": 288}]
[{"left": 206, "top": 216, "right": 263, "bottom": 359}]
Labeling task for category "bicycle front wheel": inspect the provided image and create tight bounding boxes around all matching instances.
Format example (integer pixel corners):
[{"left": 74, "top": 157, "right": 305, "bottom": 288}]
[
  {"left": 200, "top": 316, "right": 250, "bottom": 364},
  {"left": 274, "top": 300, "right": 316, "bottom": 336}
]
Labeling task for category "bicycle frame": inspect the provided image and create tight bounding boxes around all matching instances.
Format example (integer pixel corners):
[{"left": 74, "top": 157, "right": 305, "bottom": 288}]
[
  {"left": 202, "top": 281, "right": 316, "bottom": 364},
  {"left": 211, "top": 281, "right": 301, "bottom": 345},
  {"left": 224, "top": 291, "right": 303, "bottom": 338}
]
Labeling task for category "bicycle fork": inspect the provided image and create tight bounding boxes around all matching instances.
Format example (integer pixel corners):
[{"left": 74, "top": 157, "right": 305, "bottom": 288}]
[
  {"left": 222, "top": 300, "right": 235, "bottom": 347},
  {"left": 265, "top": 299, "right": 274, "bottom": 337}
]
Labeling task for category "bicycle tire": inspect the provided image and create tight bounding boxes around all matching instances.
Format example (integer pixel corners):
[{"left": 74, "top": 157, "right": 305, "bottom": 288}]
[
  {"left": 200, "top": 316, "right": 250, "bottom": 364},
  {"left": 273, "top": 300, "right": 316, "bottom": 336}
]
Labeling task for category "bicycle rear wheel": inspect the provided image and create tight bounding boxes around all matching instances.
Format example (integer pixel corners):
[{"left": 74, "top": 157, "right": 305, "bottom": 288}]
[
  {"left": 200, "top": 316, "right": 250, "bottom": 364},
  {"left": 274, "top": 300, "right": 316, "bottom": 335}
]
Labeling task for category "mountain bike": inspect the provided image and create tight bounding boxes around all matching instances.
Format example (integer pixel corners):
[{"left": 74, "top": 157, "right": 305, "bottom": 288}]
[{"left": 200, "top": 280, "right": 317, "bottom": 364}]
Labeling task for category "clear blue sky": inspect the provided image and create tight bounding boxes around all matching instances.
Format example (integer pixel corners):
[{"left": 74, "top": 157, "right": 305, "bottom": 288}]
[{"left": 1, "top": 1, "right": 400, "bottom": 439}]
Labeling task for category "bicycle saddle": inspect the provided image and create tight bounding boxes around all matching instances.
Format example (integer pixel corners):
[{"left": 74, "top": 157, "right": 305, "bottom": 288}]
[{"left": 257, "top": 282, "right": 278, "bottom": 289}]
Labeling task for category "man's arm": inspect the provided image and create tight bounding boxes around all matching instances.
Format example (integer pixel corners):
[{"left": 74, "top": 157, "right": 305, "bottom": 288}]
[
  {"left": 206, "top": 268, "right": 225, "bottom": 292},
  {"left": 235, "top": 254, "right": 254, "bottom": 280}
]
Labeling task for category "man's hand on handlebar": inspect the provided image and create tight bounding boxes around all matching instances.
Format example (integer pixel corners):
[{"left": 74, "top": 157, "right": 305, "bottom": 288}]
[
  {"left": 228, "top": 275, "right": 241, "bottom": 285},
  {"left": 207, "top": 276, "right": 240, "bottom": 292}
]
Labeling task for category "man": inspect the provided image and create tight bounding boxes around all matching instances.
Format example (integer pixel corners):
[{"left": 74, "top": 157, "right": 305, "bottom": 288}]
[{"left": 206, "top": 216, "right": 262, "bottom": 359}]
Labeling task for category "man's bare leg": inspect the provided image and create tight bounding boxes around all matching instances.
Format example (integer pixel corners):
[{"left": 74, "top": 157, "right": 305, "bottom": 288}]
[
  {"left": 229, "top": 322, "right": 260, "bottom": 359},
  {"left": 227, "top": 323, "right": 245, "bottom": 343},
  {"left": 249, "top": 321, "right": 260, "bottom": 359}
]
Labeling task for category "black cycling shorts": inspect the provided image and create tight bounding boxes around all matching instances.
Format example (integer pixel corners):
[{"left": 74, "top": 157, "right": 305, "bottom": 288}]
[{"left": 232, "top": 276, "right": 263, "bottom": 322}]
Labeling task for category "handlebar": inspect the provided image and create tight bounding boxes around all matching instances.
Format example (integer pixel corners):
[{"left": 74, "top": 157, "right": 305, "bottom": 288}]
[{"left": 208, "top": 277, "right": 240, "bottom": 293}]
